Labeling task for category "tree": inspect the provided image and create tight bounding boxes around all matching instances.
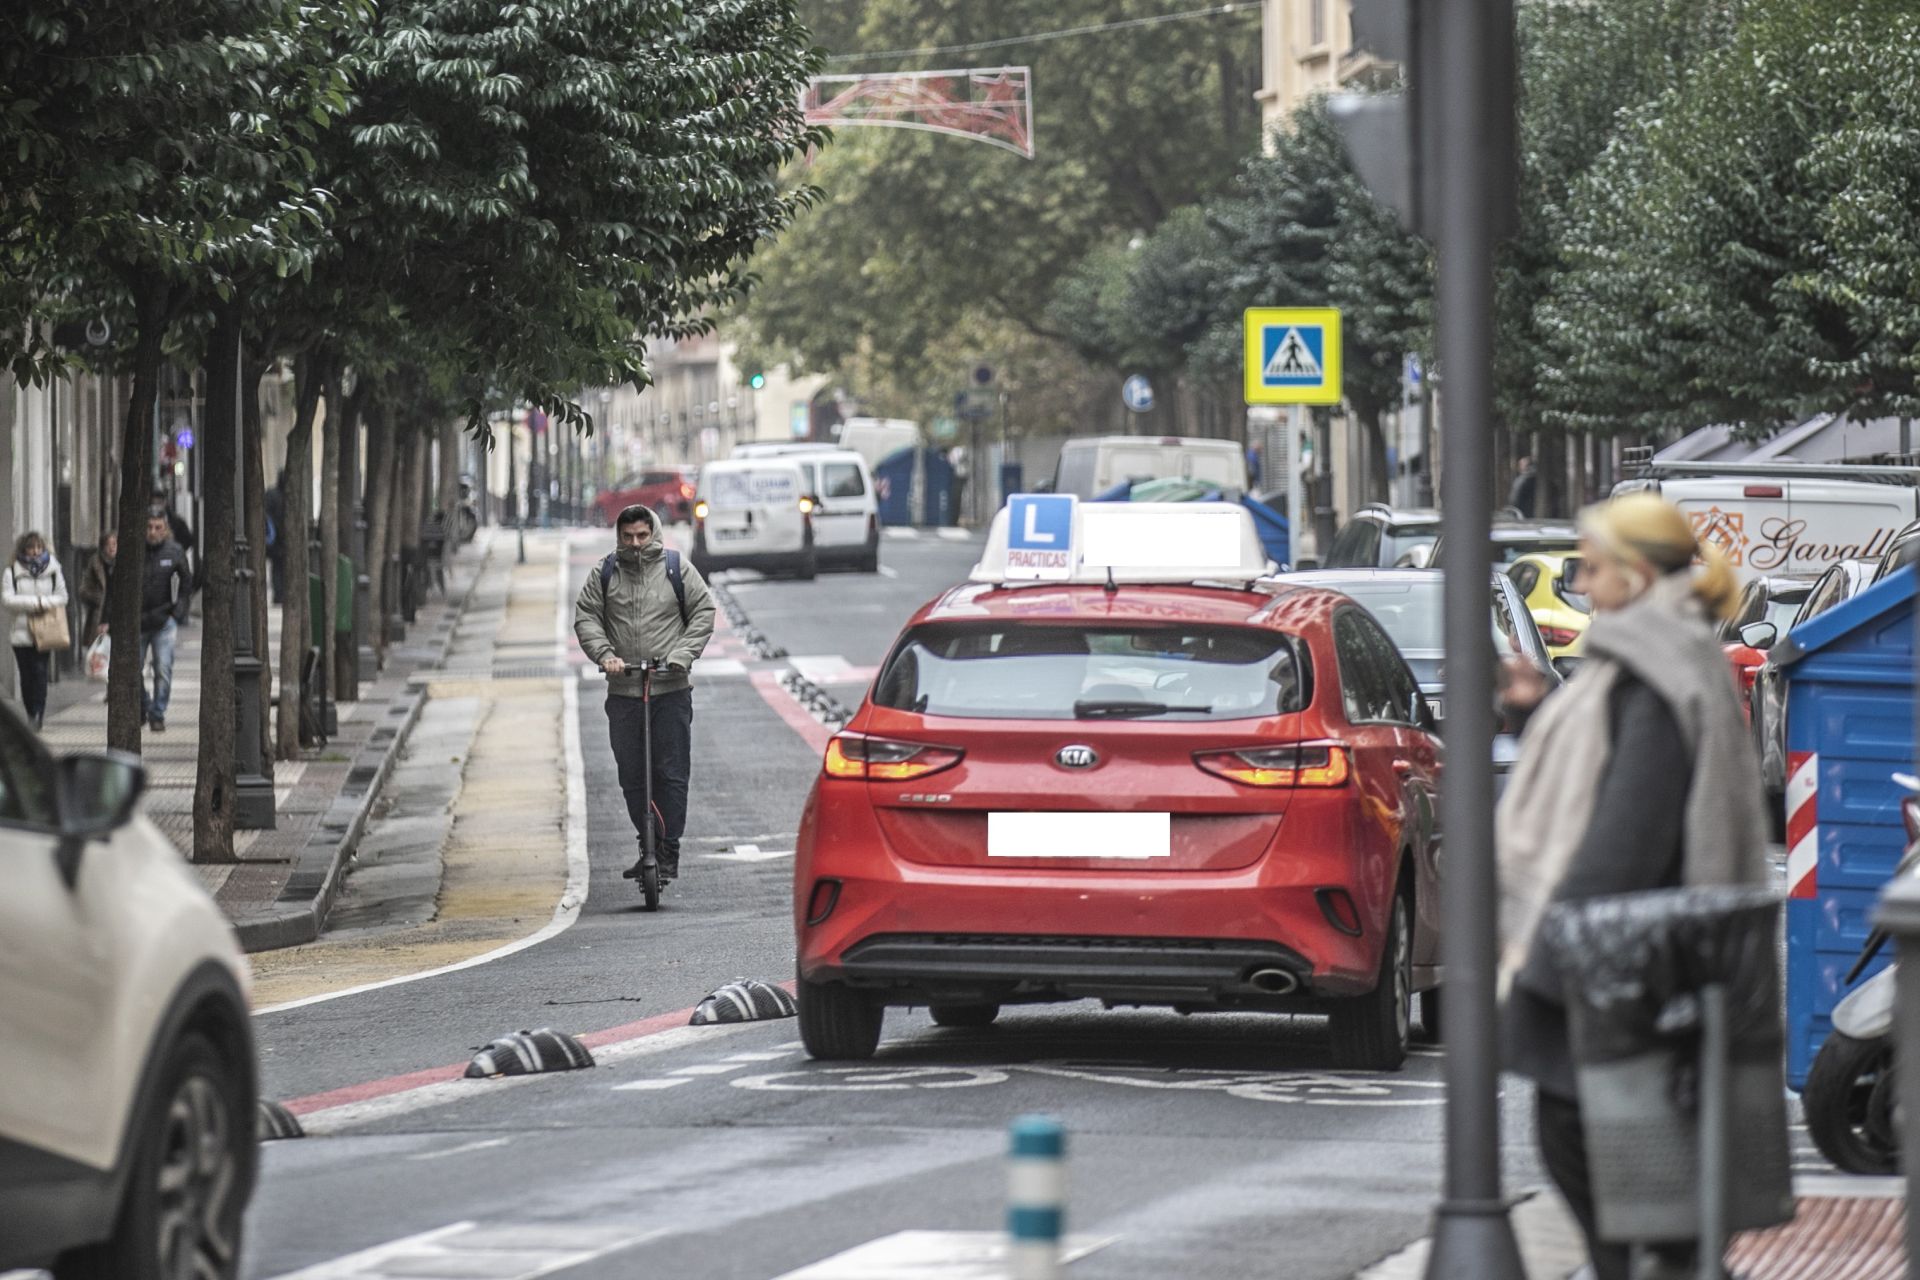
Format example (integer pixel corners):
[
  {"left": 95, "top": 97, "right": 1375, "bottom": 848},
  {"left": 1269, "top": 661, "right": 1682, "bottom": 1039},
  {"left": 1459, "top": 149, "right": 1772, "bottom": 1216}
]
[
  {"left": 1538, "top": 0, "right": 1920, "bottom": 436},
  {"left": 742, "top": 0, "right": 1261, "bottom": 397}
]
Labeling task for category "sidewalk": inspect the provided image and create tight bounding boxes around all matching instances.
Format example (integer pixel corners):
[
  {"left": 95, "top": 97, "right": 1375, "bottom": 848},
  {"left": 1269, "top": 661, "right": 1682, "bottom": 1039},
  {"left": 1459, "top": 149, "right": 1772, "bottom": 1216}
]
[
  {"left": 38, "top": 533, "right": 497, "bottom": 950},
  {"left": 1359, "top": 1176, "right": 1904, "bottom": 1280}
]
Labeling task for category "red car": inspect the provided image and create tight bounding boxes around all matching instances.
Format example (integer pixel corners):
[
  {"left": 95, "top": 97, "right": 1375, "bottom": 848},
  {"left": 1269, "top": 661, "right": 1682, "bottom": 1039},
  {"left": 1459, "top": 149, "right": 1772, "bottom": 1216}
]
[
  {"left": 793, "top": 509, "right": 1444, "bottom": 1071},
  {"left": 593, "top": 466, "right": 697, "bottom": 525}
]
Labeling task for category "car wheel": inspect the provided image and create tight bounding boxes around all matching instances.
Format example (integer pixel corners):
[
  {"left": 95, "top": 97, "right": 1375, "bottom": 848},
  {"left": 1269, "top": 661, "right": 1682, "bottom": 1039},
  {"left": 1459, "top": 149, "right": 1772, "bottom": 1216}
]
[
  {"left": 1328, "top": 892, "right": 1411, "bottom": 1072},
  {"left": 929, "top": 1003, "right": 999, "bottom": 1029},
  {"left": 1413, "top": 985, "right": 1441, "bottom": 1045},
  {"left": 858, "top": 535, "right": 881, "bottom": 574},
  {"left": 798, "top": 977, "right": 883, "bottom": 1060},
  {"left": 56, "top": 1031, "right": 251, "bottom": 1280},
  {"left": 794, "top": 547, "right": 818, "bottom": 581}
]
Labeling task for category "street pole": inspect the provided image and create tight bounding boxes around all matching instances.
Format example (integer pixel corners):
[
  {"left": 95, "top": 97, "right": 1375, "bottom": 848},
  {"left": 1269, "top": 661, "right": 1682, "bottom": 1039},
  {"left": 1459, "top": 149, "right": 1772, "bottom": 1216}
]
[
  {"left": 228, "top": 323, "right": 275, "bottom": 830},
  {"left": 1424, "top": 0, "right": 1523, "bottom": 1274},
  {"left": 1286, "top": 404, "right": 1306, "bottom": 566}
]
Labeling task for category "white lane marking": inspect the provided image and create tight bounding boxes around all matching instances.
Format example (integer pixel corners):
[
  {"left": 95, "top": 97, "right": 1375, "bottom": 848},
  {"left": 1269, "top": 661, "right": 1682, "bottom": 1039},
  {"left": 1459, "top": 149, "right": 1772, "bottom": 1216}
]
[
  {"left": 669, "top": 1061, "right": 750, "bottom": 1076},
  {"left": 884, "top": 527, "right": 920, "bottom": 540},
  {"left": 696, "top": 657, "right": 749, "bottom": 677},
  {"left": 254, "top": 671, "right": 593, "bottom": 1016},
  {"left": 789, "top": 654, "right": 854, "bottom": 683},
  {"left": 772, "top": 1230, "right": 1112, "bottom": 1279},
  {"left": 708, "top": 844, "right": 796, "bottom": 863},
  {"left": 937, "top": 527, "right": 975, "bottom": 542},
  {"left": 878, "top": 564, "right": 900, "bottom": 579},
  {"left": 734, "top": 1065, "right": 1010, "bottom": 1092},
  {"left": 266, "top": 1221, "right": 659, "bottom": 1280},
  {"left": 723, "top": 1049, "right": 794, "bottom": 1062},
  {"left": 610, "top": 1078, "right": 694, "bottom": 1092},
  {"left": 406, "top": 1136, "right": 512, "bottom": 1162},
  {"left": 298, "top": 1020, "right": 762, "bottom": 1133}
]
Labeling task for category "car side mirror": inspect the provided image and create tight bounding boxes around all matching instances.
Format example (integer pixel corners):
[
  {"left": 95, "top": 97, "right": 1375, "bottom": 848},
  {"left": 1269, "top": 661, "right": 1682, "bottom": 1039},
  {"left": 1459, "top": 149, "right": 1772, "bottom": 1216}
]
[
  {"left": 58, "top": 752, "right": 145, "bottom": 840},
  {"left": 1416, "top": 694, "right": 1440, "bottom": 735},
  {"left": 1739, "top": 621, "right": 1778, "bottom": 650},
  {"left": 1399, "top": 545, "right": 1433, "bottom": 569}
]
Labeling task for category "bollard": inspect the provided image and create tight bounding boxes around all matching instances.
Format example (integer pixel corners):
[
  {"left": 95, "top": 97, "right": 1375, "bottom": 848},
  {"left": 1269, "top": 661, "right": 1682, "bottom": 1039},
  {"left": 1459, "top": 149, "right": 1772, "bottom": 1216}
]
[{"left": 1007, "top": 1115, "right": 1064, "bottom": 1280}]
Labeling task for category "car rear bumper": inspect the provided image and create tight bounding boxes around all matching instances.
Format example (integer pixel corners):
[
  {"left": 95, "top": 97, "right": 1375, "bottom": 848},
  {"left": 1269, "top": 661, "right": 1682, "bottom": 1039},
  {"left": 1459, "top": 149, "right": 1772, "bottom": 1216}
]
[{"left": 820, "top": 932, "right": 1317, "bottom": 1007}]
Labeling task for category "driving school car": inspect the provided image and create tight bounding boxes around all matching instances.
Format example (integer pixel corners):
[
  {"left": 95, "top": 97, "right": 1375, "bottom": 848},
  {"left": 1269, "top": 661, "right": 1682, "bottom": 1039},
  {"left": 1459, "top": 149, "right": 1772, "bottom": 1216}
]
[{"left": 793, "top": 499, "right": 1443, "bottom": 1071}]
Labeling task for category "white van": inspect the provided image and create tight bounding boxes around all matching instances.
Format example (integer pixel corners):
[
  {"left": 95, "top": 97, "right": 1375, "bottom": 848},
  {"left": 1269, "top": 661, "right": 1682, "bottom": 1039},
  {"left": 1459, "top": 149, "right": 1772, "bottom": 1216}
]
[
  {"left": 1052, "top": 435, "right": 1249, "bottom": 500},
  {"left": 835, "top": 418, "right": 922, "bottom": 470},
  {"left": 787, "top": 449, "right": 880, "bottom": 572},
  {"left": 692, "top": 458, "right": 817, "bottom": 579},
  {"left": 1613, "top": 462, "right": 1920, "bottom": 581}
]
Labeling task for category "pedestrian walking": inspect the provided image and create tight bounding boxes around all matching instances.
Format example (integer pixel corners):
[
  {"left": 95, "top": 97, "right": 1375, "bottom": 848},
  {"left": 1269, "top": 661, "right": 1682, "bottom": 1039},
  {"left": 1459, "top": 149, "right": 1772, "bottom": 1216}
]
[
  {"left": 5, "top": 532, "right": 69, "bottom": 729},
  {"left": 151, "top": 491, "right": 201, "bottom": 600},
  {"left": 574, "top": 504, "right": 716, "bottom": 884},
  {"left": 1507, "top": 455, "right": 1537, "bottom": 516},
  {"left": 79, "top": 530, "right": 116, "bottom": 639},
  {"left": 1496, "top": 493, "right": 1770, "bottom": 1280},
  {"left": 138, "top": 510, "right": 193, "bottom": 732}
]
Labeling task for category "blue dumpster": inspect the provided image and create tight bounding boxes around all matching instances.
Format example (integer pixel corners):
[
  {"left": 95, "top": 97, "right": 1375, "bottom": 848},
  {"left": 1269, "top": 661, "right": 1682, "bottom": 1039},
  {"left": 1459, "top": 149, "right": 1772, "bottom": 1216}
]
[{"left": 1779, "top": 566, "right": 1914, "bottom": 1088}]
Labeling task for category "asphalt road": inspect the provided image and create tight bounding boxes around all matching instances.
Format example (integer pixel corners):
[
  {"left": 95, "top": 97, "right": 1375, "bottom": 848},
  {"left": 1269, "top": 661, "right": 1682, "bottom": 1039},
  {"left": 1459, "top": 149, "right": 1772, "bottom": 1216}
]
[{"left": 238, "top": 527, "right": 1546, "bottom": 1280}]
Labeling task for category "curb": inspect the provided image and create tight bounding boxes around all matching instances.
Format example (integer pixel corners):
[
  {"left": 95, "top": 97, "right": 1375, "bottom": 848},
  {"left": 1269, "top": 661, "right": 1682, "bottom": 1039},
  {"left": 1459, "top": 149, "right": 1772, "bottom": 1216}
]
[{"left": 230, "top": 534, "right": 496, "bottom": 953}]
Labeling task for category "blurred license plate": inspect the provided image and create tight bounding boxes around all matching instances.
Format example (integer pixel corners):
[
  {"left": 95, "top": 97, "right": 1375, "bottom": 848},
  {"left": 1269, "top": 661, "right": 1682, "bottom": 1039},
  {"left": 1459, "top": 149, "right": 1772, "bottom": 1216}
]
[
  {"left": 714, "top": 526, "right": 753, "bottom": 541},
  {"left": 987, "top": 812, "right": 1170, "bottom": 859}
]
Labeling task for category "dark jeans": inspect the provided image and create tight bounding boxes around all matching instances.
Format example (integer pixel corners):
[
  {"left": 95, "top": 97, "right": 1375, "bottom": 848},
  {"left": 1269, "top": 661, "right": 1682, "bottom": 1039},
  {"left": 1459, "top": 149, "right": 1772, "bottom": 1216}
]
[
  {"left": 1536, "top": 1090, "right": 1696, "bottom": 1280},
  {"left": 605, "top": 688, "right": 693, "bottom": 868},
  {"left": 12, "top": 646, "right": 48, "bottom": 723}
]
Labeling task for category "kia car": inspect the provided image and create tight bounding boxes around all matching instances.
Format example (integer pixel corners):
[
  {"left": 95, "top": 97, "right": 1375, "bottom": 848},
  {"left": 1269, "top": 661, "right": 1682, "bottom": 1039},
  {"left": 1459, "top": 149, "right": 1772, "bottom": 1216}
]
[
  {"left": 593, "top": 465, "right": 698, "bottom": 526},
  {"left": 793, "top": 558, "right": 1443, "bottom": 1071}
]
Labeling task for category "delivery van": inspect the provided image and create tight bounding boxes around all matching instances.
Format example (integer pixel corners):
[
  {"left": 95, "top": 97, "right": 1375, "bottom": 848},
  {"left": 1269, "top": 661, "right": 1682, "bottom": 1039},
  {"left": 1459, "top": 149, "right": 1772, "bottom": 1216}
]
[
  {"left": 834, "top": 418, "right": 923, "bottom": 471},
  {"left": 1612, "top": 461, "right": 1920, "bottom": 581},
  {"left": 1051, "top": 435, "right": 1250, "bottom": 500},
  {"left": 691, "top": 458, "right": 817, "bottom": 578}
]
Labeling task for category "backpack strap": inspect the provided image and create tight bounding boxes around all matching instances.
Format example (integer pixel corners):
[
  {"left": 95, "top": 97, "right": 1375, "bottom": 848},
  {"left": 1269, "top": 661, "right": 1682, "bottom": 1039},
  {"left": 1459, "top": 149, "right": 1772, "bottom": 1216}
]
[{"left": 599, "top": 550, "right": 689, "bottom": 628}]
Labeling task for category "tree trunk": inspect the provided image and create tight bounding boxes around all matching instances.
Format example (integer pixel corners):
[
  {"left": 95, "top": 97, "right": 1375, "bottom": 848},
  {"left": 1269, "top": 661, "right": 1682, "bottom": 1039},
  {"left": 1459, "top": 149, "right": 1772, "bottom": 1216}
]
[
  {"left": 276, "top": 353, "right": 321, "bottom": 760},
  {"left": 105, "top": 280, "right": 170, "bottom": 752},
  {"left": 192, "top": 303, "right": 243, "bottom": 862},
  {"left": 243, "top": 361, "right": 274, "bottom": 780},
  {"left": 1358, "top": 407, "right": 1391, "bottom": 505},
  {"left": 438, "top": 419, "right": 461, "bottom": 530},
  {"left": 400, "top": 431, "right": 425, "bottom": 615},
  {"left": 333, "top": 381, "right": 367, "bottom": 698},
  {"left": 319, "top": 362, "right": 343, "bottom": 716},
  {"left": 363, "top": 406, "right": 394, "bottom": 668}
]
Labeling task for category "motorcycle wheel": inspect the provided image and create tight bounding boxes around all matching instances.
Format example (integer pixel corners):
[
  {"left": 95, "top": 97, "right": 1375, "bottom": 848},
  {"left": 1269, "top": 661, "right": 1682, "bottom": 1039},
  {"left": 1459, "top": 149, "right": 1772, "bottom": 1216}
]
[{"left": 1802, "top": 1030, "right": 1898, "bottom": 1175}]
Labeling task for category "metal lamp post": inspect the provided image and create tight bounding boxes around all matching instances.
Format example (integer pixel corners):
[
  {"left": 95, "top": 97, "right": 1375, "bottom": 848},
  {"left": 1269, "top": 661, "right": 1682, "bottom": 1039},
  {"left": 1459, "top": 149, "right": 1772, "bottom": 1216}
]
[{"left": 227, "top": 328, "right": 274, "bottom": 829}]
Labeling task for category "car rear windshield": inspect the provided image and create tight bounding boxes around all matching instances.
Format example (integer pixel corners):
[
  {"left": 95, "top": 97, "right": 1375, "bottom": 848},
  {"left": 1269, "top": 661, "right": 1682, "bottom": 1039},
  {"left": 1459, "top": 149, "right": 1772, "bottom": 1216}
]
[
  {"left": 1321, "top": 579, "right": 1515, "bottom": 654},
  {"left": 873, "top": 623, "right": 1310, "bottom": 721},
  {"left": 1490, "top": 536, "right": 1580, "bottom": 565}
]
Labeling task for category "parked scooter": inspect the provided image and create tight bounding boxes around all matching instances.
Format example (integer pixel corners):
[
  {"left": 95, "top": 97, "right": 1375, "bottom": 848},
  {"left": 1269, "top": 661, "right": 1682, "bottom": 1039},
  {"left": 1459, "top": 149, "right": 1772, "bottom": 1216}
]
[{"left": 1801, "top": 773, "right": 1920, "bottom": 1174}]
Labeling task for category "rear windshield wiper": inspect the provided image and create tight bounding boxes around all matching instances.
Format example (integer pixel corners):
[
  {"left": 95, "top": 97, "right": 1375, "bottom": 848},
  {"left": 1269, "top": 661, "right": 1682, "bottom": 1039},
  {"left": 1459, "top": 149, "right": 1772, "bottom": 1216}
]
[{"left": 1072, "top": 699, "right": 1214, "bottom": 719}]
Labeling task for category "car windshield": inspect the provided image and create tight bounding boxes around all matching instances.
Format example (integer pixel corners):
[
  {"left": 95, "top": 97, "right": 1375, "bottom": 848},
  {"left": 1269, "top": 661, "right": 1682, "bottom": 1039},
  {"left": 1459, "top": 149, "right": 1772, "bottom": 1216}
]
[
  {"left": 1382, "top": 525, "right": 1440, "bottom": 566},
  {"left": 873, "top": 623, "right": 1308, "bottom": 721},
  {"left": 1490, "top": 536, "right": 1580, "bottom": 565}
]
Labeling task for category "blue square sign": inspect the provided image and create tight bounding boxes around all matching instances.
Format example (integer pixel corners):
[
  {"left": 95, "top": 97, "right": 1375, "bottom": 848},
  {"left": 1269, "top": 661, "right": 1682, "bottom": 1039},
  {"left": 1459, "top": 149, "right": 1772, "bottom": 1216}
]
[
  {"left": 1005, "top": 493, "right": 1075, "bottom": 580},
  {"left": 1260, "top": 324, "right": 1325, "bottom": 386}
]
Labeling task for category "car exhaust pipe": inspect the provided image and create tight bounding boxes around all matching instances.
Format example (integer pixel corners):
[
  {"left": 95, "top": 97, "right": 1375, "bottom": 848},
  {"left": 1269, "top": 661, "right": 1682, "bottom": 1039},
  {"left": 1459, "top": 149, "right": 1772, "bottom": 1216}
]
[{"left": 1246, "top": 968, "right": 1299, "bottom": 995}]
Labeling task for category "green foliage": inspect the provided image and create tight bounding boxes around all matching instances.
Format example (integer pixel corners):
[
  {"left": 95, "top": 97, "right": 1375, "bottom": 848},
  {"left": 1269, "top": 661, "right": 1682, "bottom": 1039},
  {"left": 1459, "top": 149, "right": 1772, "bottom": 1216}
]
[
  {"left": 740, "top": 0, "right": 1261, "bottom": 400},
  {"left": 1538, "top": 0, "right": 1920, "bottom": 433}
]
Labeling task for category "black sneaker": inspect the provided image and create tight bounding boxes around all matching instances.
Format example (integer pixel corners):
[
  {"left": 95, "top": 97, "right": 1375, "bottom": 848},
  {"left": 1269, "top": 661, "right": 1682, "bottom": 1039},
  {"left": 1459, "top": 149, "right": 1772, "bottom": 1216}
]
[{"left": 150, "top": 716, "right": 165, "bottom": 733}]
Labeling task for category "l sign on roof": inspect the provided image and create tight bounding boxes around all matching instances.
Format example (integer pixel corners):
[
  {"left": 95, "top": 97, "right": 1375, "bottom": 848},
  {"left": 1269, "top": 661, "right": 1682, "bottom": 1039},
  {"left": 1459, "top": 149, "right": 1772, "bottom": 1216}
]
[{"left": 1004, "top": 494, "right": 1075, "bottom": 580}]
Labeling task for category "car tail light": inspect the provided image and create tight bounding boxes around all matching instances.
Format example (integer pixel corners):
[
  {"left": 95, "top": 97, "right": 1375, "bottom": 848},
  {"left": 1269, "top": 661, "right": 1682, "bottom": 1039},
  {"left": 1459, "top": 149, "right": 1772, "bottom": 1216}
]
[
  {"left": 824, "top": 733, "right": 964, "bottom": 782},
  {"left": 1540, "top": 626, "right": 1581, "bottom": 647},
  {"left": 693, "top": 501, "right": 709, "bottom": 520},
  {"left": 680, "top": 482, "right": 696, "bottom": 499},
  {"left": 1194, "top": 743, "right": 1349, "bottom": 788}
]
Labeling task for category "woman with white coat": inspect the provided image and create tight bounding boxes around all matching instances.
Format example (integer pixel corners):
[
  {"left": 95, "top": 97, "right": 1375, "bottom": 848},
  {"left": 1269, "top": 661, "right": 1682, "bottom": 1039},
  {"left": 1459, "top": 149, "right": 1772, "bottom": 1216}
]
[{"left": 6, "top": 531, "right": 69, "bottom": 729}]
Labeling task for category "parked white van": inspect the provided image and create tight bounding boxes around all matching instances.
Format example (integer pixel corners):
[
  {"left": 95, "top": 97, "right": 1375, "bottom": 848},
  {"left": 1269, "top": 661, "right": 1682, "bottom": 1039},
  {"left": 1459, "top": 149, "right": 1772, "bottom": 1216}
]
[
  {"left": 692, "top": 458, "right": 817, "bottom": 579},
  {"left": 722, "top": 444, "right": 880, "bottom": 572},
  {"left": 1613, "top": 461, "right": 1920, "bottom": 581},
  {"left": 835, "top": 418, "right": 923, "bottom": 470},
  {"left": 1051, "top": 435, "right": 1249, "bottom": 500}
]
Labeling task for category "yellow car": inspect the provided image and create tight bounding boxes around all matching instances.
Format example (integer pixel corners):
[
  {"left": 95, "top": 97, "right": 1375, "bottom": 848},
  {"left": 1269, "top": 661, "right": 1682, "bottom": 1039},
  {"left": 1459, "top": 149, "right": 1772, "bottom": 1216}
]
[{"left": 1506, "top": 552, "right": 1590, "bottom": 663}]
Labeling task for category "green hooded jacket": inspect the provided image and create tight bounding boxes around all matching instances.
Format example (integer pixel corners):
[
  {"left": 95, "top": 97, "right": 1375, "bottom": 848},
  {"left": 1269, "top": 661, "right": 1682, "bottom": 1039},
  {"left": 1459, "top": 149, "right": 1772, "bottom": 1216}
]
[{"left": 572, "top": 506, "right": 716, "bottom": 697}]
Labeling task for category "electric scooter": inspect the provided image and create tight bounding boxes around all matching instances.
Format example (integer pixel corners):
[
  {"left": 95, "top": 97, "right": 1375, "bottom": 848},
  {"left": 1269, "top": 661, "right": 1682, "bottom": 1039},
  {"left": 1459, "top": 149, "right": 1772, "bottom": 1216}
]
[
  {"left": 1802, "top": 772, "right": 1920, "bottom": 1174},
  {"left": 632, "top": 658, "right": 666, "bottom": 911}
]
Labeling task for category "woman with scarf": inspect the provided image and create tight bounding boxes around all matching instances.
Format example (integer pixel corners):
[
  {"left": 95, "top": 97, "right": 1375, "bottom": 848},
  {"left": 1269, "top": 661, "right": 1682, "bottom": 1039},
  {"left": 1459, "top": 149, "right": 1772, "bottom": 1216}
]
[
  {"left": 5, "top": 531, "right": 69, "bottom": 729},
  {"left": 1497, "top": 493, "right": 1770, "bottom": 1280}
]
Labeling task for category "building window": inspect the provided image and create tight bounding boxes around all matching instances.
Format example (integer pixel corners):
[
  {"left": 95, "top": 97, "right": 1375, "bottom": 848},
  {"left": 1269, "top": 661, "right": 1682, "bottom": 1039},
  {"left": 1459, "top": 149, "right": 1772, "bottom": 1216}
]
[{"left": 1308, "top": 0, "right": 1326, "bottom": 47}]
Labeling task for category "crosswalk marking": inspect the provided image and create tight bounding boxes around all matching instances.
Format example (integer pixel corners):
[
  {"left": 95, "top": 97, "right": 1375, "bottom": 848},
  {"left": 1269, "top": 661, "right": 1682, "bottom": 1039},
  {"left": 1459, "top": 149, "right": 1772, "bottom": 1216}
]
[
  {"left": 265, "top": 1222, "right": 658, "bottom": 1279},
  {"left": 771, "top": 1230, "right": 1112, "bottom": 1279}
]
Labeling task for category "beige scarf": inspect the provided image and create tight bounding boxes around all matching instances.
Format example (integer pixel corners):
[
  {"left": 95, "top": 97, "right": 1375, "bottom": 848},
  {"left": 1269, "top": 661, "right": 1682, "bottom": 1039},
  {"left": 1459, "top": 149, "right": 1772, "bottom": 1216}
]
[{"left": 1496, "top": 572, "right": 1772, "bottom": 995}]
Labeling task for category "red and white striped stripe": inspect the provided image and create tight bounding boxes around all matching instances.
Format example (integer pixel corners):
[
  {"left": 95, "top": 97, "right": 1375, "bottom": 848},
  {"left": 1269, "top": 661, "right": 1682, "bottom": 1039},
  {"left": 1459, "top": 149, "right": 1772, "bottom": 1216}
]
[{"left": 1786, "top": 750, "right": 1818, "bottom": 900}]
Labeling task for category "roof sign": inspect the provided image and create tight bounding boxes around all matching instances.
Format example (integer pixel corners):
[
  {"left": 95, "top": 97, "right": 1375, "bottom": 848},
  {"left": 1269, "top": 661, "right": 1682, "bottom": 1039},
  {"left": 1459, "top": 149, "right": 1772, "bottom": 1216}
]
[{"left": 974, "top": 499, "right": 1273, "bottom": 585}]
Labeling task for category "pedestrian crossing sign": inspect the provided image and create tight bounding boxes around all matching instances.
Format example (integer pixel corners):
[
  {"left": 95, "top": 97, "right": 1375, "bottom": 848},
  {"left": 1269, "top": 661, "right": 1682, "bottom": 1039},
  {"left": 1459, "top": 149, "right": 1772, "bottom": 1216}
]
[{"left": 1243, "top": 307, "right": 1342, "bottom": 405}]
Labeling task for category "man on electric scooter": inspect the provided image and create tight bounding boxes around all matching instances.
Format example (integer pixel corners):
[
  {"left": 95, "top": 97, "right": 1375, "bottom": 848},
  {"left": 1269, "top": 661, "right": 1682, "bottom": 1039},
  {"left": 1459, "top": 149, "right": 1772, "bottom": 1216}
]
[{"left": 574, "top": 504, "right": 716, "bottom": 886}]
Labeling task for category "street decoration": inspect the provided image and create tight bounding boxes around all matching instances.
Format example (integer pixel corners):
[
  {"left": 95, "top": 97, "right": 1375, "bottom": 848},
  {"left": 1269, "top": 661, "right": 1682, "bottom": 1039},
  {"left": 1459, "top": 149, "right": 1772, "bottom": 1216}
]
[{"left": 804, "top": 67, "right": 1034, "bottom": 158}]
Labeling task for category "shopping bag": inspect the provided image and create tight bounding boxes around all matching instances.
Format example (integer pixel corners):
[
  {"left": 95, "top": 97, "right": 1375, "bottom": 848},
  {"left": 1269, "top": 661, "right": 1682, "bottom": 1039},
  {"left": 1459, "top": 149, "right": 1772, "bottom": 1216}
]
[{"left": 84, "top": 632, "right": 110, "bottom": 681}]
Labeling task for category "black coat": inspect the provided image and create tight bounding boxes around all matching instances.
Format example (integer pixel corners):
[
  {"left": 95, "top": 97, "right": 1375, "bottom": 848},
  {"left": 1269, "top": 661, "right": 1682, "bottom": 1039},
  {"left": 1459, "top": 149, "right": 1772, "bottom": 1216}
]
[
  {"left": 139, "top": 538, "right": 193, "bottom": 633},
  {"left": 1503, "top": 672, "right": 1692, "bottom": 1098}
]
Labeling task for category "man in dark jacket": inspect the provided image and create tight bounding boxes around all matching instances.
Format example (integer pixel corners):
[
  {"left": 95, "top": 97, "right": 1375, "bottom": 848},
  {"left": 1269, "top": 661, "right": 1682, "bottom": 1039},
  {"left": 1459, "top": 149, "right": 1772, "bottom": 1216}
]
[
  {"left": 574, "top": 504, "right": 716, "bottom": 884},
  {"left": 139, "top": 511, "right": 192, "bottom": 731},
  {"left": 1507, "top": 456, "right": 1538, "bottom": 516}
]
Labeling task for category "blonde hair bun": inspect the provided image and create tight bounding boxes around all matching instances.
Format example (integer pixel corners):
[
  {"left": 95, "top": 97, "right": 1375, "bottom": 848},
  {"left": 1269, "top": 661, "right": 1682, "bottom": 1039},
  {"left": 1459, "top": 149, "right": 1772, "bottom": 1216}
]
[{"left": 1580, "top": 492, "right": 1740, "bottom": 621}]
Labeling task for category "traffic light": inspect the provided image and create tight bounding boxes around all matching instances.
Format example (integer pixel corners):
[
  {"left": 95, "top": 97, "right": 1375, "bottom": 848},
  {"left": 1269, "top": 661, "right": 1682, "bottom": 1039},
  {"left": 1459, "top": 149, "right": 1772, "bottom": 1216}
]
[
  {"left": 1328, "top": 0, "right": 1513, "bottom": 239},
  {"left": 746, "top": 371, "right": 767, "bottom": 390}
]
